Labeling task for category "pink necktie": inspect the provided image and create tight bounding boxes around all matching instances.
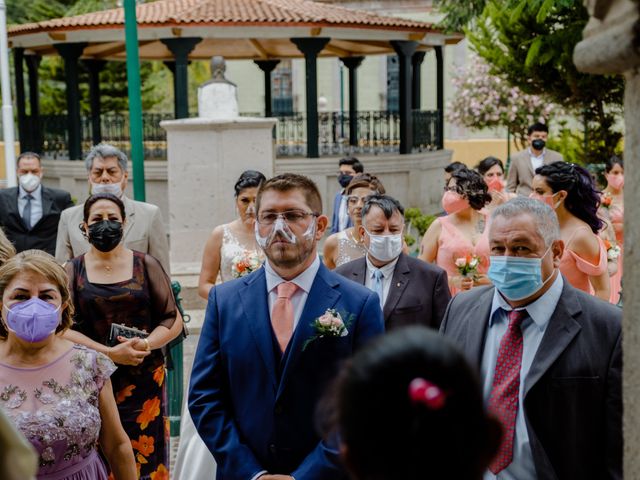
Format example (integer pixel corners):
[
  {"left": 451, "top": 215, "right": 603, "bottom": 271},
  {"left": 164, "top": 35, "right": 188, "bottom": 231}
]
[
  {"left": 488, "top": 309, "right": 527, "bottom": 474},
  {"left": 271, "top": 282, "right": 298, "bottom": 352}
]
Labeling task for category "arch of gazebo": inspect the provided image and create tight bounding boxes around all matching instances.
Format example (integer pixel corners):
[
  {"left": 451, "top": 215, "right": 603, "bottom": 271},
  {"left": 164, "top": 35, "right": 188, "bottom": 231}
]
[{"left": 8, "top": 0, "right": 462, "bottom": 159}]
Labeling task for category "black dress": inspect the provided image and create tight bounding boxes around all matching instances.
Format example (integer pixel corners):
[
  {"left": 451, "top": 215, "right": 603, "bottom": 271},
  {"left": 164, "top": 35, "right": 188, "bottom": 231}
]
[{"left": 67, "top": 251, "right": 176, "bottom": 480}]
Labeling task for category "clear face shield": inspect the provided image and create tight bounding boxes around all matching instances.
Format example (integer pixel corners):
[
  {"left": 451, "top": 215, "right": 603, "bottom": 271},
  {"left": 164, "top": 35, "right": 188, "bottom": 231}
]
[{"left": 255, "top": 214, "right": 317, "bottom": 250}]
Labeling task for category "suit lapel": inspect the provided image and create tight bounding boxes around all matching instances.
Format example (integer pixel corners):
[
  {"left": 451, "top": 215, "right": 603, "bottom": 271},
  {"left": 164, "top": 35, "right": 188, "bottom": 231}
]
[
  {"left": 5, "top": 188, "right": 26, "bottom": 232},
  {"left": 276, "top": 265, "right": 341, "bottom": 400},
  {"left": 348, "top": 258, "right": 367, "bottom": 286},
  {"left": 122, "top": 196, "right": 136, "bottom": 240},
  {"left": 524, "top": 283, "right": 582, "bottom": 397},
  {"left": 33, "top": 187, "right": 53, "bottom": 229},
  {"left": 467, "top": 287, "right": 494, "bottom": 366},
  {"left": 383, "top": 254, "right": 410, "bottom": 320},
  {"left": 239, "top": 269, "right": 278, "bottom": 392}
]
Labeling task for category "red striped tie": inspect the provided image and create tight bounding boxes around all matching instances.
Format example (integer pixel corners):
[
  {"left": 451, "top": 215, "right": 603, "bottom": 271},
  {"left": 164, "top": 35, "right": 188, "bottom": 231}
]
[{"left": 488, "top": 309, "right": 527, "bottom": 474}]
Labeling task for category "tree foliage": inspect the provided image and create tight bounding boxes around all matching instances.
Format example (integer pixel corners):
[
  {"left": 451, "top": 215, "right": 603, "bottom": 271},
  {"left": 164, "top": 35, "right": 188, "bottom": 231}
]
[
  {"left": 447, "top": 54, "right": 565, "bottom": 148},
  {"left": 436, "top": 0, "right": 624, "bottom": 163}
]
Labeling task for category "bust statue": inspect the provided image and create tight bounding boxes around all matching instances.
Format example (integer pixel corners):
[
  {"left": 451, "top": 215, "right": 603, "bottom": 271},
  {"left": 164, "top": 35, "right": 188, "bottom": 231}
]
[{"left": 198, "top": 56, "right": 239, "bottom": 119}]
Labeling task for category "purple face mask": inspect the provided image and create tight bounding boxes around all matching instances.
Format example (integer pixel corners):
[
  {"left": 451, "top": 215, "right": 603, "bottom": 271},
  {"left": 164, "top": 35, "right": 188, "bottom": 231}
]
[{"left": 3, "top": 298, "right": 61, "bottom": 343}]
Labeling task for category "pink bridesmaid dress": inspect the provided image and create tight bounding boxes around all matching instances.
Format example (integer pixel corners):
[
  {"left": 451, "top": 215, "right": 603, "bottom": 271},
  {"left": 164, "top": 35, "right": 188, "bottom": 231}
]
[
  {"left": 609, "top": 205, "right": 623, "bottom": 304},
  {"left": 560, "top": 226, "right": 608, "bottom": 295},
  {"left": 436, "top": 215, "right": 490, "bottom": 296}
]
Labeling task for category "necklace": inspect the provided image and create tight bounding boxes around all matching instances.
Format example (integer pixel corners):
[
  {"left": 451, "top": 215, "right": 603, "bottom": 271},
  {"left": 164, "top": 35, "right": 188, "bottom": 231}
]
[{"left": 104, "top": 264, "right": 113, "bottom": 275}]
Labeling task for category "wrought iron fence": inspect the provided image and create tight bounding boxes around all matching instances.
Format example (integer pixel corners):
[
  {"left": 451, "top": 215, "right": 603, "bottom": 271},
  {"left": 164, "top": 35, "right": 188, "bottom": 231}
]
[{"left": 38, "top": 110, "right": 439, "bottom": 159}]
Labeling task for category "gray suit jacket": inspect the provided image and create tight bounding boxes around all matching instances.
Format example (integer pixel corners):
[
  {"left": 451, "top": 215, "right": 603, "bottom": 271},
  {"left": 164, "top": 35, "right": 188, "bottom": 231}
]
[
  {"left": 334, "top": 253, "right": 451, "bottom": 330},
  {"left": 55, "top": 195, "right": 170, "bottom": 273},
  {"left": 506, "top": 148, "right": 564, "bottom": 196},
  {"left": 440, "top": 281, "right": 622, "bottom": 480}
]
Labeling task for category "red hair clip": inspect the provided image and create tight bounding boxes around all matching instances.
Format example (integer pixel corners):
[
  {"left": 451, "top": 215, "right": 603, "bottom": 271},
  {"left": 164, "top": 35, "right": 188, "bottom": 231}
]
[{"left": 408, "top": 378, "right": 446, "bottom": 410}]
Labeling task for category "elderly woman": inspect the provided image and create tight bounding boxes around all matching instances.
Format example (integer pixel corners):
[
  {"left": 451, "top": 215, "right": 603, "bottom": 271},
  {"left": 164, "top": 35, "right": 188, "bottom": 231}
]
[
  {"left": 63, "top": 193, "right": 183, "bottom": 479},
  {"left": 0, "top": 250, "right": 136, "bottom": 479}
]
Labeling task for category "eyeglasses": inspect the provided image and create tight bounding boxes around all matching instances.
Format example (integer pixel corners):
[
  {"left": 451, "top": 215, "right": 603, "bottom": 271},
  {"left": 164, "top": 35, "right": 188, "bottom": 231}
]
[{"left": 257, "top": 210, "right": 318, "bottom": 226}]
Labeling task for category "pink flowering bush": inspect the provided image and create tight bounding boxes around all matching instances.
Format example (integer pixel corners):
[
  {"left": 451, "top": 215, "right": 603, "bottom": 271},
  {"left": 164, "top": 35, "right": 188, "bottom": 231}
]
[{"left": 447, "top": 54, "right": 564, "bottom": 148}]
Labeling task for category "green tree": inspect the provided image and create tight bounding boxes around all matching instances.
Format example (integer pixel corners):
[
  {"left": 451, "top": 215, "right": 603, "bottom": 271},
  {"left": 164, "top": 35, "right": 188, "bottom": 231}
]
[{"left": 436, "top": 0, "right": 624, "bottom": 163}]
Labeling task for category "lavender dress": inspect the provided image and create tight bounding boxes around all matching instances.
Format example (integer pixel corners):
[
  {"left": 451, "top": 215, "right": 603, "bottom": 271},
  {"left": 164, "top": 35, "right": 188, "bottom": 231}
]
[{"left": 0, "top": 344, "right": 116, "bottom": 479}]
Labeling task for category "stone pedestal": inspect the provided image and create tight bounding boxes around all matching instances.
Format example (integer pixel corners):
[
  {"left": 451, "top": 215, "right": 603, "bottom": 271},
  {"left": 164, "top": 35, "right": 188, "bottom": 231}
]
[{"left": 161, "top": 117, "right": 276, "bottom": 272}]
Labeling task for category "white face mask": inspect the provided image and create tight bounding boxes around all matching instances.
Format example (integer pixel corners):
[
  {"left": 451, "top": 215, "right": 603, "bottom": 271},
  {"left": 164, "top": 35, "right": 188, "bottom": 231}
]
[
  {"left": 91, "top": 182, "right": 123, "bottom": 197},
  {"left": 365, "top": 229, "right": 403, "bottom": 262},
  {"left": 19, "top": 173, "right": 40, "bottom": 193}
]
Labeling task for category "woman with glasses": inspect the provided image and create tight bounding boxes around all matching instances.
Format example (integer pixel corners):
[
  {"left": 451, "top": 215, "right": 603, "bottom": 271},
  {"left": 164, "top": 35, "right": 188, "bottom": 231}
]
[
  {"left": 418, "top": 168, "right": 492, "bottom": 295},
  {"left": 323, "top": 174, "right": 385, "bottom": 269}
]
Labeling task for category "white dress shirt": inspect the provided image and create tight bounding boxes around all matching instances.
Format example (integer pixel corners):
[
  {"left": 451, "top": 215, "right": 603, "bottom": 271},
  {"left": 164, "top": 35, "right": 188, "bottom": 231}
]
[
  {"left": 529, "top": 147, "right": 546, "bottom": 172},
  {"left": 482, "top": 273, "right": 564, "bottom": 480},
  {"left": 17, "top": 184, "right": 43, "bottom": 228},
  {"left": 364, "top": 255, "right": 399, "bottom": 307},
  {"left": 264, "top": 255, "right": 321, "bottom": 331}
]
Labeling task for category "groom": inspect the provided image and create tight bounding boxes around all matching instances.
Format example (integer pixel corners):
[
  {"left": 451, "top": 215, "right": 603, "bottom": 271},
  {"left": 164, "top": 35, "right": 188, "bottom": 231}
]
[{"left": 189, "top": 173, "right": 384, "bottom": 480}]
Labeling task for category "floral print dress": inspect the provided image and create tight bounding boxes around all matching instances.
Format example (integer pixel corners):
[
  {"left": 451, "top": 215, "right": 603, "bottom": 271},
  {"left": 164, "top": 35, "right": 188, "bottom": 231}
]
[
  {"left": 0, "top": 344, "right": 116, "bottom": 480},
  {"left": 66, "top": 251, "right": 177, "bottom": 480}
]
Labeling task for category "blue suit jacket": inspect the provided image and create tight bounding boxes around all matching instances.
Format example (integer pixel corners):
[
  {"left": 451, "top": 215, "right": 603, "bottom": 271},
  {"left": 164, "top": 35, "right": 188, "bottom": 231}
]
[
  {"left": 330, "top": 190, "right": 353, "bottom": 234},
  {"left": 189, "top": 263, "right": 384, "bottom": 480}
]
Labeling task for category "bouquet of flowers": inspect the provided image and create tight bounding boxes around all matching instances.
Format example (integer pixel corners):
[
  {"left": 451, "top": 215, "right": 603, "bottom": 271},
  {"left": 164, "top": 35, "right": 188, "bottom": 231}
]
[
  {"left": 604, "top": 239, "right": 621, "bottom": 261},
  {"left": 601, "top": 193, "right": 612, "bottom": 209},
  {"left": 231, "top": 250, "right": 263, "bottom": 278},
  {"left": 303, "top": 309, "right": 352, "bottom": 351},
  {"left": 454, "top": 254, "right": 481, "bottom": 278}
]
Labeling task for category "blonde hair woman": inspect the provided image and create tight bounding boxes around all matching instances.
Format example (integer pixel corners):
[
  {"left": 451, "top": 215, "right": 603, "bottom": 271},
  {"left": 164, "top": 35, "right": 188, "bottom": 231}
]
[{"left": 0, "top": 228, "right": 15, "bottom": 266}]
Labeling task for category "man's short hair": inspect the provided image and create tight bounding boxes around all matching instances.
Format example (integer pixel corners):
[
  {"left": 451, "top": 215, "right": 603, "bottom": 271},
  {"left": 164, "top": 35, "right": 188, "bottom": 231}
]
[
  {"left": 339, "top": 156, "right": 364, "bottom": 174},
  {"left": 527, "top": 122, "right": 549, "bottom": 136},
  {"left": 362, "top": 194, "right": 405, "bottom": 221},
  {"left": 491, "top": 197, "right": 560, "bottom": 247},
  {"left": 256, "top": 173, "right": 323, "bottom": 214},
  {"left": 444, "top": 161, "right": 466, "bottom": 174},
  {"left": 84, "top": 143, "right": 129, "bottom": 172},
  {"left": 17, "top": 151, "right": 41, "bottom": 166}
]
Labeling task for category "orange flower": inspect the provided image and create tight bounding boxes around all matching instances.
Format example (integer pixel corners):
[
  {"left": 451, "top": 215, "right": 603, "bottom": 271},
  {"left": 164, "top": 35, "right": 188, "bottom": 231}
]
[
  {"left": 150, "top": 464, "right": 169, "bottom": 480},
  {"left": 153, "top": 366, "right": 165, "bottom": 387},
  {"left": 136, "top": 452, "right": 149, "bottom": 464},
  {"left": 136, "top": 397, "right": 161, "bottom": 430},
  {"left": 604, "top": 239, "right": 612, "bottom": 250},
  {"left": 116, "top": 385, "right": 136, "bottom": 404},
  {"left": 136, "top": 463, "right": 141, "bottom": 477},
  {"left": 131, "top": 435, "right": 155, "bottom": 457}
]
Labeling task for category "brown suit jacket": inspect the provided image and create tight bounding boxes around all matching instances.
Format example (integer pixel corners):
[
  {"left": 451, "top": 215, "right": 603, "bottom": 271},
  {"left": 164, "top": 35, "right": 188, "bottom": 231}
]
[
  {"left": 506, "top": 148, "right": 564, "bottom": 196},
  {"left": 334, "top": 253, "right": 451, "bottom": 330}
]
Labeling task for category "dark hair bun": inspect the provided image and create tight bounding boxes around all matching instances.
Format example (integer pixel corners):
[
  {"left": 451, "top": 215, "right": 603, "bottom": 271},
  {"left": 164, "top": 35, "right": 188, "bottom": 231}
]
[{"left": 234, "top": 170, "right": 266, "bottom": 196}]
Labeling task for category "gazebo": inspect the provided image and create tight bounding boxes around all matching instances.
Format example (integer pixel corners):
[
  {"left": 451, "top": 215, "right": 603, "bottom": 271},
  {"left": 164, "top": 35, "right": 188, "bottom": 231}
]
[{"left": 8, "top": 0, "right": 462, "bottom": 159}]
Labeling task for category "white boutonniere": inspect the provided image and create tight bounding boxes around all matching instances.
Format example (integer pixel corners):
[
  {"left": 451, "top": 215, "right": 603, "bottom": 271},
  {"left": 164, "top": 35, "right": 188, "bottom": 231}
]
[{"left": 303, "top": 309, "right": 352, "bottom": 351}]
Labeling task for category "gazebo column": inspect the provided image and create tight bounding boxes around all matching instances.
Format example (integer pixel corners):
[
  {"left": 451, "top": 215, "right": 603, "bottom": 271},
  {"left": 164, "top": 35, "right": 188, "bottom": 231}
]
[
  {"left": 291, "top": 37, "right": 330, "bottom": 158},
  {"left": 54, "top": 43, "right": 87, "bottom": 160},
  {"left": 254, "top": 60, "right": 280, "bottom": 117},
  {"left": 163, "top": 61, "right": 179, "bottom": 117},
  {"left": 412, "top": 51, "right": 425, "bottom": 110},
  {"left": 85, "top": 60, "right": 106, "bottom": 145},
  {"left": 25, "top": 55, "right": 42, "bottom": 153},
  {"left": 435, "top": 46, "right": 445, "bottom": 150},
  {"left": 161, "top": 38, "right": 202, "bottom": 119},
  {"left": 13, "top": 48, "right": 27, "bottom": 152},
  {"left": 391, "top": 41, "right": 418, "bottom": 155},
  {"left": 340, "top": 56, "right": 364, "bottom": 148}
]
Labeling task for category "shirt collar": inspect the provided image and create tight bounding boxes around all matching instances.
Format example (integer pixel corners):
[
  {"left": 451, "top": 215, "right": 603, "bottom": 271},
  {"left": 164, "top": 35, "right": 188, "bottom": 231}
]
[
  {"left": 528, "top": 147, "right": 546, "bottom": 159},
  {"left": 365, "top": 254, "right": 399, "bottom": 279},
  {"left": 19, "top": 184, "right": 42, "bottom": 200},
  {"left": 264, "top": 255, "right": 321, "bottom": 294},
  {"left": 490, "top": 273, "right": 564, "bottom": 331}
]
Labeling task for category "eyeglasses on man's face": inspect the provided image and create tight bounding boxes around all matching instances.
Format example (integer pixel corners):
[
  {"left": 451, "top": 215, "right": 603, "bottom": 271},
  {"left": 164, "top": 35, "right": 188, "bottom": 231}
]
[{"left": 256, "top": 210, "right": 318, "bottom": 226}]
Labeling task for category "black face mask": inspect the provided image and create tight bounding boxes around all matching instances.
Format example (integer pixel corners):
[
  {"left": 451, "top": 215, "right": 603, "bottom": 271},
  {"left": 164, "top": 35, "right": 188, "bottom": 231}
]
[
  {"left": 338, "top": 173, "right": 353, "bottom": 188},
  {"left": 87, "top": 220, "right": 123, "bottom": 252},
  {"left": 531, "top": 139, "right": 546, "bottom": 151}
]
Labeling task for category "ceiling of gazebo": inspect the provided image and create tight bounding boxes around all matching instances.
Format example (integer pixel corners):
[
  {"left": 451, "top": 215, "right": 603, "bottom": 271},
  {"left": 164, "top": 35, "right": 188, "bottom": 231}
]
[{"left": 8, "top": 0, "right": 462, "bottom": 60}]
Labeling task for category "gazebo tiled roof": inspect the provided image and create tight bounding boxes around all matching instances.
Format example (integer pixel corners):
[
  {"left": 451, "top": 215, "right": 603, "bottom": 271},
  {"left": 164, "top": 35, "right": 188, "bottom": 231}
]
[{"left": 8, "top": 0, "right": 462, "bottom": 60}]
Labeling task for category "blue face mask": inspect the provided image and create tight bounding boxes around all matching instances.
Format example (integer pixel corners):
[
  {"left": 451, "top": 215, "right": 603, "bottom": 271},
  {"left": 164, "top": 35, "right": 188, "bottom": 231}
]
[{"left": 488, "top": 247, "right": 554, "bottom": 301}]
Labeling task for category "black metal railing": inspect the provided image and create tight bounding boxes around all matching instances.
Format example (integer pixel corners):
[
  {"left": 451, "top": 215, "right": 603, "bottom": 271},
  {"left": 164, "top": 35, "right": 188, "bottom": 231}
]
[{"left": 38, "top": 110, "right": 440, "bottom": 159}]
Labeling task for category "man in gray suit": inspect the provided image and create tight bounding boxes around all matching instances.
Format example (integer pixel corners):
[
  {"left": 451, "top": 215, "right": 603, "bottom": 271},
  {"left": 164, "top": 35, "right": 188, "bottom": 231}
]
[
  {"left": 441, "top": 197, "right": 621, "bottom": 480},
  {"left": 335, "top": 194, "right": 450, "bottom": 330},
  {"left": 55, "top": 143, "right": 170, "bottom": 272},
  {"left": 506, "top": 122, "right": 563, "bottom": 196}
]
